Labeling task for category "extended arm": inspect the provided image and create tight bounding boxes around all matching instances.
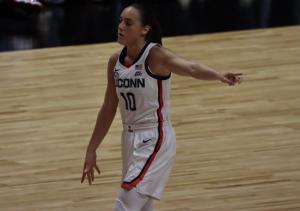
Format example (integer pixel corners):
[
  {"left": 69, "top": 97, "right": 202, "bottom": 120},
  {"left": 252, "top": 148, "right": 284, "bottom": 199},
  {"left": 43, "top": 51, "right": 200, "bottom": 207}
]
[{"left": 148, "top": 46, "right": 242, "bottom": 85}]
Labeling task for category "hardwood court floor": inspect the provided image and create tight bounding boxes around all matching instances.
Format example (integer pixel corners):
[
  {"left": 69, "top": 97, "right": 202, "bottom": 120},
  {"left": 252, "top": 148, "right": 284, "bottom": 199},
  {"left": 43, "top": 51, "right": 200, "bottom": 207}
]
[{"left": 0, "top": 26, "right": 300, "bottom": 211}]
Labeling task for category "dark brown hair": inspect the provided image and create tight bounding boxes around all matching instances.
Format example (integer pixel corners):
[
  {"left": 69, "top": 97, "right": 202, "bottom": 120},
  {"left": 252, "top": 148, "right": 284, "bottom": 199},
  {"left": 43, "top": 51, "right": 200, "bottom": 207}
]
[{"left": 129, "top": 3, "right": 162, "bottom": 45}]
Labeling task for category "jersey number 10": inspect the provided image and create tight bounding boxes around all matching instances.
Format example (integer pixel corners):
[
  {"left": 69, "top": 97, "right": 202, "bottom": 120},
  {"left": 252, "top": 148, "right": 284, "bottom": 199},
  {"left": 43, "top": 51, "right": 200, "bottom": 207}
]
[{"left": 120, "top": 92, "right": 136, "bottom": 111}]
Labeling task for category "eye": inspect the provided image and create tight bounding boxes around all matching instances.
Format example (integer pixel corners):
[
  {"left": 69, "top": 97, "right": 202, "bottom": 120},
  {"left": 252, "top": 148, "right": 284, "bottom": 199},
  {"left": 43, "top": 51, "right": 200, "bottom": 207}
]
[
  {"left": 119, "top": 17, "right": 133, "bottom": 27},
  {"left": 125, "top": 20, "right": 132, "bottom": 26}
]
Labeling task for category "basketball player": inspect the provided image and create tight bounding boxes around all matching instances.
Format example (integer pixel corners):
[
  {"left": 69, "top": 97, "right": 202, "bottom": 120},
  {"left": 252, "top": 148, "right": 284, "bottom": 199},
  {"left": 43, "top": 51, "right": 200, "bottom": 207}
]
[{"left": 81, "top": 3, "right": 242, "bottom": 211}]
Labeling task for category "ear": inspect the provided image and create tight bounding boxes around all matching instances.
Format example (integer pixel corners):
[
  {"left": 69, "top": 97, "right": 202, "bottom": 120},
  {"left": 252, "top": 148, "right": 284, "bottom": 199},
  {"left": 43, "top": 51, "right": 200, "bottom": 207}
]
[{"left": 142, "top": 25, "right": 150, "bottom": 36}]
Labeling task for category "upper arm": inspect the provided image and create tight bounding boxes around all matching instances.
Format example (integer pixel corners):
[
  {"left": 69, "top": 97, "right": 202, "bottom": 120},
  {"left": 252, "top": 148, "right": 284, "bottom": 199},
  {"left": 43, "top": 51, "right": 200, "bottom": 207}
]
[
  {"left": 148, "top": 46, "right": 195, "bottom": 77},
  {"left": 102, "top": 53, "right": 119, "bottom": 111}
]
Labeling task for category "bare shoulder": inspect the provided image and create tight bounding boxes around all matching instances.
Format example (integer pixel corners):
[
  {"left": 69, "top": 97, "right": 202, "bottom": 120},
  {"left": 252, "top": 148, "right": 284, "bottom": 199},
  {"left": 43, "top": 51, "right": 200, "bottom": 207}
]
[
  {"left": 148, "top": 45, "right": 173, "bottom": 76},
  {"left": 107, "top": 51, "right": 120, "bottom": 77},
  {"left": 149, "top": 45, "right": 166, "bottom": 58},
  {"left": 106, "top": 52, "right": 120, "bottom": 83},
  {"left": 148, "top": 45, "right": 176, "bottom": 62},
  {"left": 148, "top": 45, "right": 165, "bottom": 67},
  {"left": 108, "top": 52, "right": 120, "bottom": 67}
]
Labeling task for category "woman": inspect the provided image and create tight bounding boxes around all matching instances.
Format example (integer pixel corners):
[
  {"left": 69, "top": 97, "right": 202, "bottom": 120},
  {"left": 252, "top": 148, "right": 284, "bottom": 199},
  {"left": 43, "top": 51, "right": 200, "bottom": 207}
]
[{"left": 81, "top": 3, "right": 242, "bottom": 211}]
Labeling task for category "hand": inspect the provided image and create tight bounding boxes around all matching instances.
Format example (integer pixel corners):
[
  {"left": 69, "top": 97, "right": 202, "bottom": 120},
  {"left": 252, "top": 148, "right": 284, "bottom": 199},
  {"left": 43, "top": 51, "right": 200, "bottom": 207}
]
[
  {"left": 81, "top": 151, "right": 101, "bottom": 185},
  {"left": 220, "top": 73, "right": 242, "bottom": 86}
]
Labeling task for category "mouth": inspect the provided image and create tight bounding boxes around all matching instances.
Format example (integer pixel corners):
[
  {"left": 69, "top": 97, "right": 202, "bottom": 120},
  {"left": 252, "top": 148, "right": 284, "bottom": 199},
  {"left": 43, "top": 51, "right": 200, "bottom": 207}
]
[{"left": 118, "top": 32, "right": 124, "bottom": 38}]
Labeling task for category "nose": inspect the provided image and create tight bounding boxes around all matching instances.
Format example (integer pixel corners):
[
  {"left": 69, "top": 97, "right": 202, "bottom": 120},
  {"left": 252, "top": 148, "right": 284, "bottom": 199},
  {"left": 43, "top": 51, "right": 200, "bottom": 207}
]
[{"left": 118, "top": 20, "right": 125, "bottom": 31}]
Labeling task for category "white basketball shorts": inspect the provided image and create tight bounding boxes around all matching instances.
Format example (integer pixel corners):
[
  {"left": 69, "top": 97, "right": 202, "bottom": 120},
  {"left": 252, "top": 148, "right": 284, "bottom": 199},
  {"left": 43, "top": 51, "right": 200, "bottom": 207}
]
[{"left": 120, "top": 121, "right": 176, "bottom": 200}]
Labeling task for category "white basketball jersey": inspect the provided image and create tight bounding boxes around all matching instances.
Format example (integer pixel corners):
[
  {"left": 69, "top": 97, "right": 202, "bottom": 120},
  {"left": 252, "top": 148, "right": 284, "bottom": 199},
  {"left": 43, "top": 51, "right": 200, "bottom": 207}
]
[{"left": 114, "top": 43, "right": 171, "bottom": 125}]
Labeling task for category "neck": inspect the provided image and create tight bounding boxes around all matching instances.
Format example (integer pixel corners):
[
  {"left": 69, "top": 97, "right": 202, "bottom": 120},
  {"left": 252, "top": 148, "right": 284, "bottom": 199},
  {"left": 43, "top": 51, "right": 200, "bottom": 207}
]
[{"left": 126, "top": 40, "right": 146, "bottom": 61}]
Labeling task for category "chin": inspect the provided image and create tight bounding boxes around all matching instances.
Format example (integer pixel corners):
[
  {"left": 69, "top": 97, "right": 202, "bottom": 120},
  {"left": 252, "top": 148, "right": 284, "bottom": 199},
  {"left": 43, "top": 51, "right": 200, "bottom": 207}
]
[{"left": 117, "top": 37, "right": 126, "bottom": 45}]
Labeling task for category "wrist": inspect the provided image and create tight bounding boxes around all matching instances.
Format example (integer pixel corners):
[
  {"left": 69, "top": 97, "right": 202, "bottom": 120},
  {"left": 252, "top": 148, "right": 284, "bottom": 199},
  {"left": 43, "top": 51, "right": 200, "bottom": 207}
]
[
  {"left": 86, "top": 144, "right": 97, "bottom": 155},
  {"left": 85, "top": 150, "right": 97, "bottom": 160},
  {"left": 214, "top": 72, "right": 223, "bottom": 81}
]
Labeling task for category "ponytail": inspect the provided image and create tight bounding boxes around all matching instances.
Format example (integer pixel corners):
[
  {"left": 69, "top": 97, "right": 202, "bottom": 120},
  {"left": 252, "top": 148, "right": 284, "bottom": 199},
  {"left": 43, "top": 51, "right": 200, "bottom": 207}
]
[
  {"left": 147, "top": 19, "right": 162, "bottom": 45},
  {"left": 130, "top": 3, "right": 163, "bottom": 45}
]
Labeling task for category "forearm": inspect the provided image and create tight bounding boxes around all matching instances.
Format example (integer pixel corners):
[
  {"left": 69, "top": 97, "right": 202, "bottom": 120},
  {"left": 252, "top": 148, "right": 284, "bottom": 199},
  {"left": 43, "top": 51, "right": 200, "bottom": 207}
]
[
  {"left": 189, "top": 62, "right": 223, "bottom": 81},
  {"left": 86, "top": 105, "right": 117, "bottom": 154}
]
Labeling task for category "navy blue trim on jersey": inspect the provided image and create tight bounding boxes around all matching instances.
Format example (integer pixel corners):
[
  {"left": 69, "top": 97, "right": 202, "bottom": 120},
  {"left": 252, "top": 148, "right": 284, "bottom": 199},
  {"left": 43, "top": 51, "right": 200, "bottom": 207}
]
[
  {"left": 145, "top": 58, "right": 171, "bottom": 80},
  {"left": 119, "top": 42, "right": 150, "bottom": 68}
]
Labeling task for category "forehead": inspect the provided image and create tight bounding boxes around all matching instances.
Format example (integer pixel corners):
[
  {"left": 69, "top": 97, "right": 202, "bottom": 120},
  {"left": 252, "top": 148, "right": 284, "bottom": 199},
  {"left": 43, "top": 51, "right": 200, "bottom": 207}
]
[{"left": 120, "top": 6, "right": 141, "bottom": 22}]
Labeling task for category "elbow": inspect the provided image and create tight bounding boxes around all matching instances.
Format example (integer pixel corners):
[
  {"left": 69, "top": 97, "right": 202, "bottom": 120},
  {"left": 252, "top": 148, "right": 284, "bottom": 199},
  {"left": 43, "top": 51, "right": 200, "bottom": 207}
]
[
  {"left": 189, "top": 62, "right": 199, "bottom": 78},
  {"left": 98, "top": 103, "right": 117, "bottom": 125}
]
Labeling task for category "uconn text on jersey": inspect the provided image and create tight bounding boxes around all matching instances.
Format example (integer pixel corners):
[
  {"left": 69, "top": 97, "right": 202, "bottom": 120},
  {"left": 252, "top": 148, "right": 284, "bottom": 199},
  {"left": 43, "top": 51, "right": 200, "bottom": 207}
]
[{"left": 115, "top": 78, "right": 146, "bottom": 88}]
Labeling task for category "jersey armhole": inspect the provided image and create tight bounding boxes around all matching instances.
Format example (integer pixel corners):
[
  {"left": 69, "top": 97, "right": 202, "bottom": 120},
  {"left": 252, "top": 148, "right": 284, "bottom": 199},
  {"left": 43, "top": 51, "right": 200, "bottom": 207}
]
[{"left": 145, "top": 58, "right": 171, "bottom": 80}]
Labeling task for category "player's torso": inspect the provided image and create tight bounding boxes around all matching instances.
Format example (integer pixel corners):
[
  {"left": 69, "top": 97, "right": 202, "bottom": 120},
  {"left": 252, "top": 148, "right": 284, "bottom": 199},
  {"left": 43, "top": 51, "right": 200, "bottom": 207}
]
[{"left": 114, "top": 42, "right": 170, "bottom": 125}]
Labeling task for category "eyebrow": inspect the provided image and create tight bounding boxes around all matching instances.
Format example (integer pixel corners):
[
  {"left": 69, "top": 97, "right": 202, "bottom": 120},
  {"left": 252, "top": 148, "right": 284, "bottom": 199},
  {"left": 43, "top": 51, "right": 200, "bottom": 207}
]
[{"left": 120, "top": 16, "right": 134, "bottom": 22}]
